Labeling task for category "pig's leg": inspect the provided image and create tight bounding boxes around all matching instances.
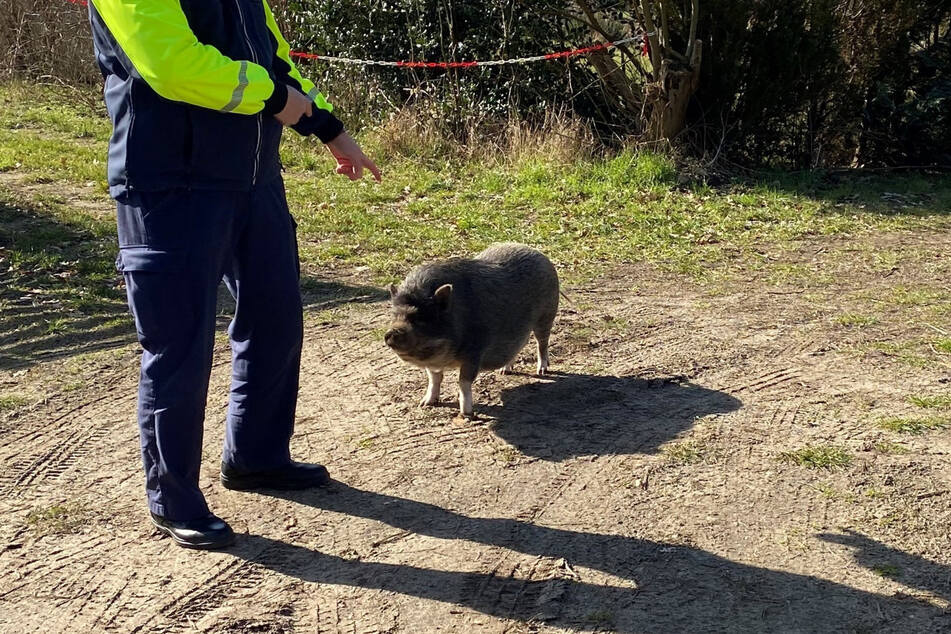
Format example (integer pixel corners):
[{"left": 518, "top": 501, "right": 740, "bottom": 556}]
[
  {"left": 458, "top": 359, "right": 480, "bottom": 418},
  {"left": 534, "top": 320, "right": 554, "bottom": 376},
  {"left": 421, "top": 368, "right": 443, "bottom": 407}
]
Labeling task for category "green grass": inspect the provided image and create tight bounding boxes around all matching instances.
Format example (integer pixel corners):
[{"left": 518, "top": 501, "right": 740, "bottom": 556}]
[
  {"left": 2, "top": 82, "right": 951, "bottom": 285},
  {"left": 835, "top": 313, "right": 879, "bottom": 327},
  {"left": 26, "top": 503, "right": 91, "bottom": 536},
  {"left": 779, "top": 445, "right": 853, "bottom": 470},
  {"left": 908, "top": 394, "right": 951, "bottom": 409},
  {"left": 663, "top": 441, "right": 703, "bottom": 465},
  {"left": 0, "top": 187, "right": 130, "bottom": 366},
  {"left": 871, "top": 564, "right": 901, "bottom": 579},
  {"left": 873, "top": 441, "right": 909, "bottom": 455},
  {"left": 889, "top": 286, "right": 950, "bottom": 307},
  {"left": 356, "top": 436, "right": 377, "bottom": 450},
  {"left": 869, "top": 341, "right": 931, "bottom": 368},
  {"left": 0, "top": 394, "right": 29, "bottom": 411},
  {"left": 585, "top": 610, "right": 616, "bottom": 628},
  {"left": 877, "top": 416, "right": 949, "bottom": 435}
]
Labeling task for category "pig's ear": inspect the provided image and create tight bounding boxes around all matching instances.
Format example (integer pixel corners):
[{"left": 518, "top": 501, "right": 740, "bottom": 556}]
[
  {"left": 389, "top": 284, "right": 398, "bottom": 298},
  {"left": 434, "top": 284, "right": 453, "bottom": 310}
]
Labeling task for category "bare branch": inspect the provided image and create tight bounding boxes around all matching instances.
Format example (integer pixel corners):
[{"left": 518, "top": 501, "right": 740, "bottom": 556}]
[
  {"left": 686, "top": 0, "right": 699, "bottom": 62},
  {"left": 638, "top": 0, "right": 662, "bottom": 72},
  {"left": 554, "top": 2, "right": 642, "bottom": 70},
  {"left": 659, "top": 0, "right": 670, "bottom": 51}
]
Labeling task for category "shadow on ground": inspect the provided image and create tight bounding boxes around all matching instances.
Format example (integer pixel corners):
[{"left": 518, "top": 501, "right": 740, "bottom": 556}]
[
  {"left": 820, "top": 530, "right": 951, "bottom": 604},
  {"left": 234, "top": 484, "right": 949, "bottom": 632},
  {"left": 482, "top": 373, "right": 741, "bottom": 460},
  {"left": 741, "top": 169, "right": 951, "bottom": 217},
  {"left": 0, "top": 197, "right": 387, "bottom": 370},
  {"left": 0, "top": 195, "right": 129, "bottom": 370}
]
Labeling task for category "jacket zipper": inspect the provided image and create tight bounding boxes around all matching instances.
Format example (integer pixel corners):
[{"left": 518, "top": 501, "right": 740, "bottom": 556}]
[{"left": 234, "top": 0, "right": 262, "bottom": 186}]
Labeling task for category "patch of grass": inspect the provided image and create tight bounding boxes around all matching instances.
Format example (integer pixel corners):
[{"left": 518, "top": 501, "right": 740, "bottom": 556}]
[
  {"left": 0, "top": 130, "right": 107, "bottom": 187},
  {"left": 495, "top": 445, "right": 522, "bottom": 465},
  {"left": 889, "top": 286, "right": 949, "bottom": 307},
  {"left": 765, "top": 262, "right": 835, "bottom": 288},
  {"left": 935, "top": 338, "right": 951, "bottom": 354},
  {"left": 0, "top": 188, "right": 130, "bottom": 366},
  {"left": 869, "top": 341, "right": 930, "bottom": 368},
  {"left": 663, "top": 441, "right": 703, "bottom": 465},
  {"left": 0, "top": 394, "right": 29, "bottom": 411},
  {"left": 2, "top": 83, "right": 951, "bottom": 283},
  {"left": 779, "top": 445, "right": 853, "bottom": 470},
  {"left": 356, "top": 436, "right": 377, "bottom": 450},
  {"left": 871, "top": 564, "right": 901, "bottom": 579},
  {"left": 44, "top": 317, "right": 69, "bottom": 335},
  {"left": 873, "top": 441, "right": 909, "bottom": 455},
  {"left": 877, "top": 416, "right": 949, "bottom": 435},
  {"left": 908, "top": 394, "right": 951, "bottom": 409},
  {"left": 835, "top": 313, "right": 879, "bottom": 327},
  {"left": 585, "top": 610, "right": 615, "bottom": 628},
  {"left": 26, "top": 504, "right": 91, "bottom": 536},
  {"left": 865, "top": 488, "right": 886, "bottom": 499},
  {"left": 814, "top": 482, "right": 839, "bottom": 499}
]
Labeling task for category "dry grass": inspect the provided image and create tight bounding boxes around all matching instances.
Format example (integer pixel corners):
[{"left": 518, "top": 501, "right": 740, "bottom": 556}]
[
  {"left": 363, "top": 102, "right": 597, "bottom": 166},
  {"left": 2, "top": 1, "right": 99, "bottom": 84}
]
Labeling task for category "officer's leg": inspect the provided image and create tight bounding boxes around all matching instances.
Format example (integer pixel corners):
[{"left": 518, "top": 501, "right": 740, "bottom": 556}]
[
  {"left": 118, "top": 189, "right": 236, "bottom": 521},
  {"left": 221, "top": 177, "right": 303, "bottom": 471}
]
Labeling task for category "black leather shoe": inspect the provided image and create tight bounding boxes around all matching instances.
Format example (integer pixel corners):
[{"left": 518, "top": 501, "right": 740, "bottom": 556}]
[
  {"left": 150, "top": 512, "right": 235, "bottom": 550},
  {"left": 220, "top": 461, "right": 331, "bottom": 491}
]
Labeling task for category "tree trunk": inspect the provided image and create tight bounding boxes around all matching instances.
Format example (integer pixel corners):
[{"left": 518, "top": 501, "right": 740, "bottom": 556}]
[{"left": 645, "top": 39, "right": 702, "bottom": 145}]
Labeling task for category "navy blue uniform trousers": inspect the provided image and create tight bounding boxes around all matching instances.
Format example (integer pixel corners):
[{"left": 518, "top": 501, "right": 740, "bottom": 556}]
[{"left": 116, "top": 177, "right": 303, "bottom": 521}]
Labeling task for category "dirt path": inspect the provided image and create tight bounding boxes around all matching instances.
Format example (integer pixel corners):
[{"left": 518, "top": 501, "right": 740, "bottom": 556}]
[{"left": 2, "top": 224, "right": 951, "bottom": 632}]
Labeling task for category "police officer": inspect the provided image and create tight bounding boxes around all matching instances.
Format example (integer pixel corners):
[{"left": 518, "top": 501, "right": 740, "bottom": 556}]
[{"left": 88, "top": 0, "right": 381, "bottom": 549}]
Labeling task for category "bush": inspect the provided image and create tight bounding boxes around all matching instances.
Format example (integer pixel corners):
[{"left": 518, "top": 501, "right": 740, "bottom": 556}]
[
  {"left": 2, "top": 1, "right": 99, "bottom": 84},
  {"left": 4, "top": 0, "right": 949, "bottom": 168}
]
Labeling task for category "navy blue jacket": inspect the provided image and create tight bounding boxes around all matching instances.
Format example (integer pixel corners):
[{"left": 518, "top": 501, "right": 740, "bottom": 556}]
[{"left": 89, "top": 0, "right": 343, "bottom": 196}]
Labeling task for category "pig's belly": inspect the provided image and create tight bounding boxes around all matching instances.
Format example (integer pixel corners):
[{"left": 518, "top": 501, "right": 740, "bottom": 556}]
[{"left": 480, "top": 331, "right": 532, "bottom": 370}]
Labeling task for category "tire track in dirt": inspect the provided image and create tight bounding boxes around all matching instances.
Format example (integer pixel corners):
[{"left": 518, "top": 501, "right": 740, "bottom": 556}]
[
  {"left": 88, "top": 573, "right": 136, "bottom": 632},
  {"left": 316, "top": 598, "right": 358, "bottom": 634},
  {"left": 0, "top": 396, "right": 133, "bottom": 496},
  {"left": 0, "top": 534, "right": 113, "bottom": 605},
  {"left": 459, "top": 378, "right": 698, "bottom": 622},
  {"left": 1, "top": 376, "right": 135, "bottom": 447},
  {"left": 767, "top": 397, "right": 804, "bottom": 430},
  {"left": 125, "top": 559, "right": 255, "bottom": 633},
  {"left": 313, "top": 596, "right": 394, "bottom": 634},
  {"left": 724, "top": 367, "right": 803, "bottom": 395},
  {"left": 378, "top": 423, "right": 486, "bottom": 458}
]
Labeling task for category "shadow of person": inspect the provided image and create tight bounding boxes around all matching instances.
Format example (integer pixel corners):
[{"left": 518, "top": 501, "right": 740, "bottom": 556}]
[
  {"left": 299, "top": 276, "right": 388, "bottom": 312},
  {"left": 229, "top": 483, "right": 949, "bottom": 632},
  {"left": 483, "top": 374, "right": 742, "bottom": 460},
  {"left": 819, "top": 529, "right": 951, "bottom": 602}
]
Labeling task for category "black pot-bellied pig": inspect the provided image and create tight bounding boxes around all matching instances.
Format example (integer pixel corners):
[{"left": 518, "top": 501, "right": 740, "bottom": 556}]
[{"left": 384, "top": 243, "right": 559, "bottom": 418}]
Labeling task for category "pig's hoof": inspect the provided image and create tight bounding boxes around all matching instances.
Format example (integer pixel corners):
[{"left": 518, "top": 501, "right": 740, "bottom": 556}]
[
  {"left": 419, "top": 397, "right": 439, "bottom": 407},
  {"left": 499, "top": 365, "right": 514, "bottom": 375},
  {"left": 537, "top": 365, "right": 549, "bottom": 376}
]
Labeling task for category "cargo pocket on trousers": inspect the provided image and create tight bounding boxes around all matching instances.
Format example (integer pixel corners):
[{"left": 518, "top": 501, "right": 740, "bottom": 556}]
[
  {"left": 116, "top": 247, "right": 188, "bottom": 344},
  {"left": 116, "top": 247, "right": 185, "bottom": 273}
]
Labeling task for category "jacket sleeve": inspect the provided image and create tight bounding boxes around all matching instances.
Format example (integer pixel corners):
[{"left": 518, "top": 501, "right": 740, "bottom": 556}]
[
  {"left": 261, "top": 1, "right": 344, "bottom": 142},
  {"left": 90, "top": 0, "right": 285, "bottom": 116}
]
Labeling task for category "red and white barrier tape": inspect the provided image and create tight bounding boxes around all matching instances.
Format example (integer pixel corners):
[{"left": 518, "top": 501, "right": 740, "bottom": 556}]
[
  {"left": 67, "top": 0, "right": 643, "bottom": 69},
  {"left": 290, "top": 36, "right": 642, "bottom": 68}
]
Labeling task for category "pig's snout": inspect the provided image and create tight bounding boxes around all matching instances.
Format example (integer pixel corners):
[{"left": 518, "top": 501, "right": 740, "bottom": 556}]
[{"left": 384, "top": 327, "right": 408, "bottom": 349}]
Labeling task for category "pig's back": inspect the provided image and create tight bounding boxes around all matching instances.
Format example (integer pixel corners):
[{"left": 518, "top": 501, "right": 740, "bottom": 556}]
[{"left": 471, "top": 243, "right": 559, "bottom": 369}]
